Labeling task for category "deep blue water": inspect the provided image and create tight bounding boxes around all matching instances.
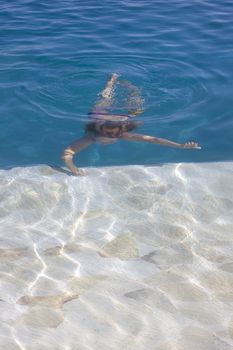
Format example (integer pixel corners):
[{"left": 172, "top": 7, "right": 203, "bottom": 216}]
[{"left": 1, "top": 0, "right": 233, "bottom": 169}]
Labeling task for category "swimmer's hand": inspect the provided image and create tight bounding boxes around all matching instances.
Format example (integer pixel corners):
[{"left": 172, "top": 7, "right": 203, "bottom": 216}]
[
  {"left": 61, "top": 152, "right": 86, "bottom": 176},
  {"left": 181, "top": 141, "right": 201, "bottom": 149},
  {"left": 71, "top": 167, "right": 86, "bottom": 176}
]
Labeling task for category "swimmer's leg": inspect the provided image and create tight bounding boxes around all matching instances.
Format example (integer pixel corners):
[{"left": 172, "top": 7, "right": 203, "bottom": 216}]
[
  {"left": 90, "top": 73, "right": 119, "bottom": 114},
  {"left": 119, "top": 80, "right": 144, "bottom": 117},
  {"left": 101, "top": 73, "right": 119, "bottom": 100}
]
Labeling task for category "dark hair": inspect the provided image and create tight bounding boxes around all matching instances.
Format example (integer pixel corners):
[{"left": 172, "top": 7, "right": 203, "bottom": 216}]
[{"left": 85, "top": 119, "right": 142, "bottom": 136}]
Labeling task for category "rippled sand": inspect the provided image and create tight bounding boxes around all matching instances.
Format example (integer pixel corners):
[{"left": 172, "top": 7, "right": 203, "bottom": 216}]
[{"left": 0, "top": 162, "right": 233, "bottom": 349}]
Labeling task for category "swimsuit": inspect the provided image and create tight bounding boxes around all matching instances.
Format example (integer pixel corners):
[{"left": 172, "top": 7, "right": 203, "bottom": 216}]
[{"left": 88, "top": 111, "right": 132, "bottom": 122}]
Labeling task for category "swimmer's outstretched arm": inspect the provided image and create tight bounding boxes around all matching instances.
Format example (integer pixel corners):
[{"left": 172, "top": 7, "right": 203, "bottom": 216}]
[
  {"left": 61, "top": 135, "right": 95, "bottom": 175},
  {"left": 122, "top": 132, "right": 201, "bottom": 149}
]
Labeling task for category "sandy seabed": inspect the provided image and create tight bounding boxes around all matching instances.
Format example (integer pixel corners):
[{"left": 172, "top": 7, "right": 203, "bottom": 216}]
[{"left": 0, "top": 162, "right": 233, "bottom": 350}]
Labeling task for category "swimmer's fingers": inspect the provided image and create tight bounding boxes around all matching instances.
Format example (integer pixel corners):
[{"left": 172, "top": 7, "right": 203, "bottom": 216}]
[
  {"left": 181, "top": 141, "right": 201, "bottom": 149},
  {"left": 69, "top": 166, "right": 86, "bottom": 176},
  {"left": 71, "top": 167, "right": 86, "bottom": 176}
]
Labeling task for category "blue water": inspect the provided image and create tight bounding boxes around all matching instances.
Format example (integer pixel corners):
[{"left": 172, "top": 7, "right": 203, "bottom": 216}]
[{"left": 1, "top": 0, "right": 233, "bottom": 169}]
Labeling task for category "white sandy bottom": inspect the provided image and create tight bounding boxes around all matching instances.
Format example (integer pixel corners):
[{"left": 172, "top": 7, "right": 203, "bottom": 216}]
[{"left": 0, "top": 162, "right": 233, "bottom": 350}]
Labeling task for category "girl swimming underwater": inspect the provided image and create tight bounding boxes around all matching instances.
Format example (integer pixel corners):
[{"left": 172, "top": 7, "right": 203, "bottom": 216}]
[{"left": 62, "top": 73, "right": 201, "bottom": 175}]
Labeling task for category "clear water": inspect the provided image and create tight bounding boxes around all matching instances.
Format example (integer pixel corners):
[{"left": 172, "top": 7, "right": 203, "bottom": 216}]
[
  {"left": 1, "top": 0, "right": 233, "bottom": 170},
  {"left": 1, "top": 2, "right": 233, "bottom": 348}
]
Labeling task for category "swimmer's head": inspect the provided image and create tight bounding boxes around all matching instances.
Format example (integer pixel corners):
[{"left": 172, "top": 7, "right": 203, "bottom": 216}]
[
  {"left": 123, "top": 120, "right": 143, "bottom": 131},
  {"left": 100, "top": 124, "right": 122, "bottom": 138},
  {"left": 85, "top": 119, "right": 142, "bottom": 138}
]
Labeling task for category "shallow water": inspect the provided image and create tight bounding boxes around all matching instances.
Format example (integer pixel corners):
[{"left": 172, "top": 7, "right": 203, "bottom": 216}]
[
  {"left": 0, "top": 0, "right": 233, "bottom": 169},
  {"left": 1, "top": 1, "right": 233, "bottom": 349},
  {"left": 1, "top": 163, "right": 233, "bottom": 349}
]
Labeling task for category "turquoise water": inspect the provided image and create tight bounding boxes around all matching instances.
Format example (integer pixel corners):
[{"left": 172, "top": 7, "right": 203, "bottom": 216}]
[{"left": 1, "top": 0, "right": 233, "bottom": 169}]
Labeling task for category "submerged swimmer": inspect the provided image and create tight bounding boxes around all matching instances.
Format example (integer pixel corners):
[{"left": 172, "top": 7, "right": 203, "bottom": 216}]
[{"left": 62, "top": 73, "right": 201, "bottom": 175}]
